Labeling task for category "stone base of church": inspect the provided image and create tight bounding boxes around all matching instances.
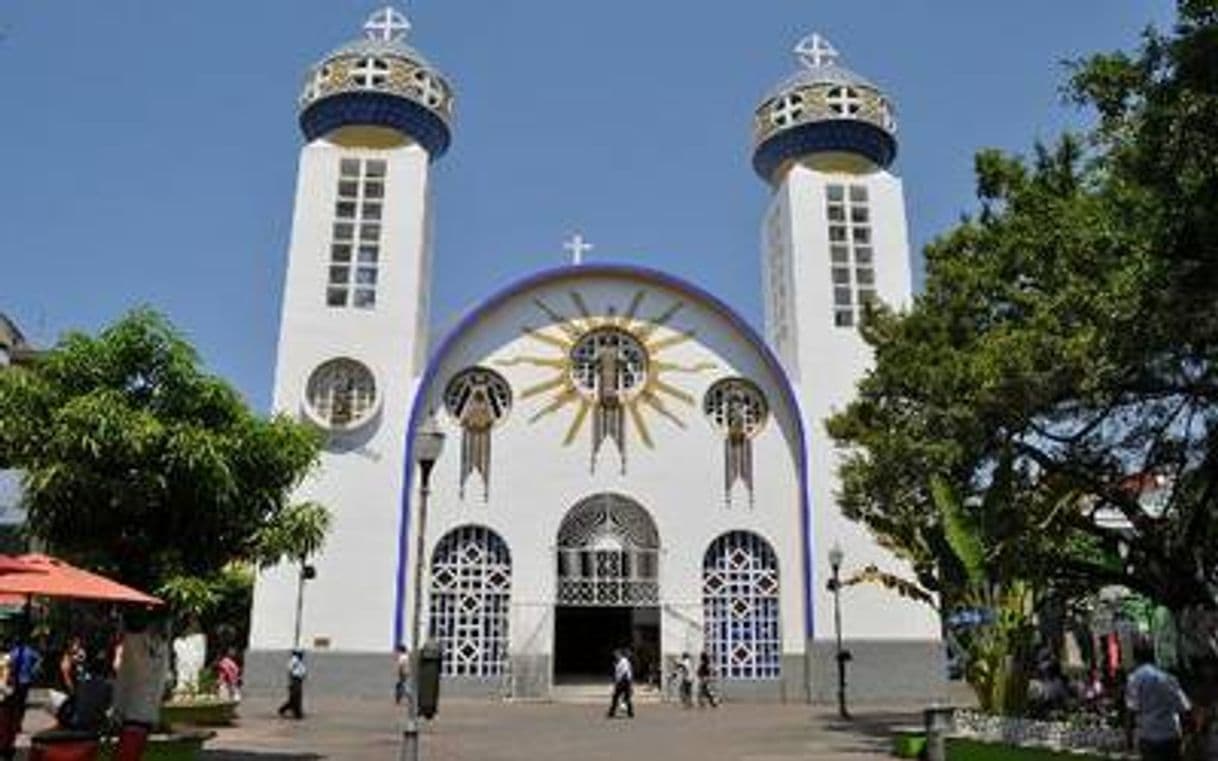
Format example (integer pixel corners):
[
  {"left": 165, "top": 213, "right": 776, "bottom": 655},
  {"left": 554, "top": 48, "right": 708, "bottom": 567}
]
[
  {"left": 244, "top": 649, "right": 398, "bottom": 700},
  {"left": 806, "top": 639, "right": 947, "bottom": 703},
  {"left": 244, "top": 642, "right": 945, "bottom": 704}
]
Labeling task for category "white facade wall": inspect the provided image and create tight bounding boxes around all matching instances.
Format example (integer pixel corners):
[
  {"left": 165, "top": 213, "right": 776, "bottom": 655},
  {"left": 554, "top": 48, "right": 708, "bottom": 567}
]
[
  {"left": 250, "top": 138, "right": 433, "bottom": 653},
  {"left": 409, "top": 273, "right": 808, "bottom": 668},
  {"left": 764, "top": 162, "right": 940, "bottom": 643}
]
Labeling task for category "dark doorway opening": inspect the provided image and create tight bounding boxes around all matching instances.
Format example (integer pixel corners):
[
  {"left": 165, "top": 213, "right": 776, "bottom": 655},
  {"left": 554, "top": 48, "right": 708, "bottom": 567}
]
[{"left": 553, "top": 606, "right": 659, "bottom": 685}]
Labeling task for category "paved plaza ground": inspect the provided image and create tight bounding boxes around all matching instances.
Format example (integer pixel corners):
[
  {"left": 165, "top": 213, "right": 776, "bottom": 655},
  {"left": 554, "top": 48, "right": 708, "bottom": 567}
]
[{"left": 199, "top": 694, "right": 917, "bottom": 761}]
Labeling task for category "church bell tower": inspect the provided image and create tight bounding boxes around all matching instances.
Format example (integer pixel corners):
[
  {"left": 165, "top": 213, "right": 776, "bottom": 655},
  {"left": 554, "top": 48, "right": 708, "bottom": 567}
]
[
  {"left": 753, "top": 33, "right": 940, "bottom": 695},
  {"left": 251, "top": 5, "right": 454, "bottom": 655}
]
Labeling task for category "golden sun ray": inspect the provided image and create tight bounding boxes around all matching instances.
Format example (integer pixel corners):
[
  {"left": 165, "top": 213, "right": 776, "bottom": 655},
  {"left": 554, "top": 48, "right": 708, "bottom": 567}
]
[
  {"left": 634, "top": 301, "right": 684, "bottom": 340},
  {"left": 653, "top": 360, "right": 717, "bottom": 374},
  {"left": 650, "top": 379, "right": 695, "bottom": 405},
  {"left": 563, "top": 400, "right": 592, "bottom": 446},
  {"left": 532, "top": 298, "right": 583, "bottom": 339},
  {"left": 569, "top": 291, "right": 593, "bottom": 321},
  {"left": 646, "top": 329, "right": 696, "bottom": 353},
  {"left": 627, "top": 402, "right": 654, "bottom": 449},
  {"left": 640, "top": 391, "right": 687, "bottom": 428},
  {"left": 521, "top": 375, "right": 570, "bottom": 399},
  {"left": 521, "top": 326, "right": 571, "bottom": 350},
  {"left": 528, "top": 388, "right": 579, "bottom": 423},
  {"left": 624, "top": 290, "right": 646, "bottom": 322},
  {"left": 497, "top": 357, "right": 568, "bottom": 369}
]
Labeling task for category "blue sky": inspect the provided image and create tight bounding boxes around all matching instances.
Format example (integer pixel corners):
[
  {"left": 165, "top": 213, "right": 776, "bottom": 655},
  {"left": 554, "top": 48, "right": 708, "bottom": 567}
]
[{"left": 0, "top": 1, "right": 1174, "bottom": 412}]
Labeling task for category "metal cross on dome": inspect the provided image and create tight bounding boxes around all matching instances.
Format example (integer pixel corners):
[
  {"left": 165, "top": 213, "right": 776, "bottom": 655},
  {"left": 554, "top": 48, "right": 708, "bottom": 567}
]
[
  {"left": 794, "top": 33, "right": 839, "bottom": 69},
  {"left": 364, "top": 5, "right": 411, "bottom": 42},
  {"left": 564, "top": 233, "right": 594, "bottom": 266}
]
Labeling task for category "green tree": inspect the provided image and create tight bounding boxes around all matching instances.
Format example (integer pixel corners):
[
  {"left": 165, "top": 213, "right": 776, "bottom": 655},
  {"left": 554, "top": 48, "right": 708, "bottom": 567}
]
[
  {"left": 0, "top": 309, "right": 326, "bottom": 610},
  {"left": 828, "top": 0, "right": 1218, "bottom": 705}
]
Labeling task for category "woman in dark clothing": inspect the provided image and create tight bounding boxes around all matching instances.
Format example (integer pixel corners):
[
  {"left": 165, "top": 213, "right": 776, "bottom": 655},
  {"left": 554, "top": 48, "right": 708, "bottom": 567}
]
[{"left": 697, "top": 652, "right": 719, "bottom": 708}]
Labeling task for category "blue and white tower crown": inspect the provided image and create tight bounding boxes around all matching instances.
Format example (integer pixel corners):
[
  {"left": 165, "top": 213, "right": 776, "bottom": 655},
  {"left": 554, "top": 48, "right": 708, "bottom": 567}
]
[
  {"left": 752, "top": 33, "right": 896, "bottom": 183},
  {"left": 298, "top": 5, "right": 454, "bottom": 157}
]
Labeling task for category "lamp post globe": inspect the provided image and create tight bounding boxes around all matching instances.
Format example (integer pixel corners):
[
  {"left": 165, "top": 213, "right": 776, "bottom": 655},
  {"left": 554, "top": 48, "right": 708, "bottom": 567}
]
[
  {"left": 828, "top": 543, "right": 844, "bottom": 572},
  {"left": 414, "top": 414, "right": 447, "bottom": 470}
]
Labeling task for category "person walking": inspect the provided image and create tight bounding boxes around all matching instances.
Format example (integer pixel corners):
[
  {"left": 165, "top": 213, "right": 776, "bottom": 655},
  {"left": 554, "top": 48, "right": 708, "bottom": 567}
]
[
  {"left": 394, "top": 645, "right": 411, "bottom": 706},
  {"left": 1125, "top": 641, "right": 1191, "bottom": 761},
  {"left": 697, "top": 652, "right": 719, "bottom": 708},
  {"left": 607, "top": 649, "right": 634, "bottom": 719},
  {"left": 676, "top": 652, "right": 694, "bottom": 708},
  {"left": 0, "top": 640, "right": 41, "bottom": 760},
  {"left": 277, "top": 650, "right": 307, "bottom": 719}
]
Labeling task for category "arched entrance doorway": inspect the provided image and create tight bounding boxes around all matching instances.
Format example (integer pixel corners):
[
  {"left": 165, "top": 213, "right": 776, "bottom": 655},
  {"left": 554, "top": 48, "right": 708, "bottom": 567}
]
[{"left": 554, "top": 493, "right": 660, "bottom": 684}]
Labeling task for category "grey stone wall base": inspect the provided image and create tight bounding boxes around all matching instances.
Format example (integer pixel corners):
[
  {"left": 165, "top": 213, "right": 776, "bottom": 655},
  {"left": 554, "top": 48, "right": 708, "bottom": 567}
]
[
  {"left": 245, "top": 649, "right": 396, "bottom": 701},
  {"left": 442, "top": 676, "right": 508, "bottom": 698},
  {"left": 247, "top": 643, "right": 944, "bottom": 704},
  {"left": 807, "top": 639, "right": 947, "bottom": 704},
  {"left": 509, "top": 654, "right": 550, "bottom": 699}
]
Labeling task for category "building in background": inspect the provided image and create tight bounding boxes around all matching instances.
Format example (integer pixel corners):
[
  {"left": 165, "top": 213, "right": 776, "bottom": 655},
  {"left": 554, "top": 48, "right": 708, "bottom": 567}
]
[{"left": 0, "top": 313, "right": 36, "bottom": 553}]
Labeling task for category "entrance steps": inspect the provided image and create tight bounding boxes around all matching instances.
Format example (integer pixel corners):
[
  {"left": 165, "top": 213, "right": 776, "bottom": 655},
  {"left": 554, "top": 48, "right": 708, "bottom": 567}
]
[{"left": 549, "top": 682, "right": 663, "bottom": 704}]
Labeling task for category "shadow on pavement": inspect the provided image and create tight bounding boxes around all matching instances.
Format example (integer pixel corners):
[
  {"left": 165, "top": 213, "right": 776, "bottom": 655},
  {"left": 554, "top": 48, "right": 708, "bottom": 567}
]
[
  {"left": 819, "top": 709, "right": 922, "bottom": 754},
  {"left": 202, "top": 752, "right": 324, "bottom": 760}
]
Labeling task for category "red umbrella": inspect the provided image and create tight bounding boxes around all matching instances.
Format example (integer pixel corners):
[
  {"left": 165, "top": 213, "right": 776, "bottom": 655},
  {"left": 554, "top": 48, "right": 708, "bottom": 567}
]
[
  {"left": 0, "top": 554, "right": 161, "bottom": 606},
  {"left": 0, "top": 556, "right": 33, "bottom": 575}
]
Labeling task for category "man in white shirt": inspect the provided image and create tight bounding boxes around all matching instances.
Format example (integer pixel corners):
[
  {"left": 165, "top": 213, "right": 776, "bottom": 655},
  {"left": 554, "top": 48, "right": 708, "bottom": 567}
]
[
  {"left": 277, "top": 650, "right": 307, "bottom": 719},
  {"left": 1126, "top": 641, "right": 1191, "bottom": 761},
  {"left": 607, "top": 649, "right": 634, "bottom": 719}
]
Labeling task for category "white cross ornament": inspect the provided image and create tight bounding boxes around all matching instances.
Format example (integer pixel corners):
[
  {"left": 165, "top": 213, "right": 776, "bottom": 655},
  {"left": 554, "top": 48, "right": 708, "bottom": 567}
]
[
  {"left": 413, "top": 71, "right": 445, "bottom": 108},
  {"left": 352, "top": 56, "right": 389, "bottom": 87},
  {"left": 794, "top": 33, "right": 839, "bottom": 69},
  {"left": 564, "top": 233, "right": 594, "bottom": 266},
  {"left": 826, "top": 86, "right": 862, "bottom": 116},
  {"left": 771, "top": 94, "right": 804, "bottom": 127},
  {"left": 364, "top": 5, "right": 411, "bottom": 42}
]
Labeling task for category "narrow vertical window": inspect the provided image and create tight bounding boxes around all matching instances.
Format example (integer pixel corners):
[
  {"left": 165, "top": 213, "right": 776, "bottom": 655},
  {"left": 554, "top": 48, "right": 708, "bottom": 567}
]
[
  {"left": 825, "top": 183, "right": 876, "bottom": 327},
  {"left": 325, "top": 158, "right": 387, "bottom": 309}
]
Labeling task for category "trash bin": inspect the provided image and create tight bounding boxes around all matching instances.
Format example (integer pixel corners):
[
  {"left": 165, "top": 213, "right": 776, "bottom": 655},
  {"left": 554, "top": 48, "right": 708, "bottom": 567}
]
[
  {"left": 29, "top": 729, "right": 100, "bottom": 761},
  {"left": 417, "top": 640, "right": 443, "bottom": 719}
]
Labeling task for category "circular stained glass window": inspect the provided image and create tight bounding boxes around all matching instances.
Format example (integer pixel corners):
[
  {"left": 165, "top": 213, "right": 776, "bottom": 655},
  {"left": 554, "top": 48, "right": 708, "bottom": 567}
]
[
  {"left": 703, "top": 378, "right": 769, "bottom": 438},
  {"left": 305, "top": 358, "right": 378, "bottom": 430},
  {"left": 443, "top": 367, "right": 512, "bottom": 427},
  {"left": 568, "top": 328, "right": 649, "bottom": 400}
]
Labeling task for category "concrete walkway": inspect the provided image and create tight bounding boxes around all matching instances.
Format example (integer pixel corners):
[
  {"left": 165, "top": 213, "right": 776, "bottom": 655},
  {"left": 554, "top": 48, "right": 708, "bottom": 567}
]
[{"left": 202, "top": 695, "right": 918, "bottom": 760}]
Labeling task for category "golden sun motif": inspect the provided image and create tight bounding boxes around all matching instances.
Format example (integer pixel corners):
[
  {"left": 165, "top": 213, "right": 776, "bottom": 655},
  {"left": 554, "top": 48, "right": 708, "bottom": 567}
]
[{"left": 497, "top": 289, "right": 715, "bottom": 452}]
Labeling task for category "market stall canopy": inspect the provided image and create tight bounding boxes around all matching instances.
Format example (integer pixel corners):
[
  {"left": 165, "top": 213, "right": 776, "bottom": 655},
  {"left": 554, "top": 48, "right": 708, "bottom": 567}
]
[{"left": 0, "top": 554, "right": 162, "bottom": 605}]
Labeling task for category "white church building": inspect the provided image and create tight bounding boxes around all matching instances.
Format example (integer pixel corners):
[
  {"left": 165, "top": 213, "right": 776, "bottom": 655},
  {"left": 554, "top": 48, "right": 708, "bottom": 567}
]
[{"left": 249, "top": 6, "right": 944, "bottom": 702}]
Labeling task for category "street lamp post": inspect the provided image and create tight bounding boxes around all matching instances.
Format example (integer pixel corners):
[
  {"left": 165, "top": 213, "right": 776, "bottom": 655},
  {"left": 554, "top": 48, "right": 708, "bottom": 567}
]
[
  {"left": 291, "top": 556, "right": 317, "bottom": 650},
  {"left": 827, "top": 543, "right": 851, "bottom": 720},
  {"left": 401, "top": 415, "right": 445, "bottom": 761}
]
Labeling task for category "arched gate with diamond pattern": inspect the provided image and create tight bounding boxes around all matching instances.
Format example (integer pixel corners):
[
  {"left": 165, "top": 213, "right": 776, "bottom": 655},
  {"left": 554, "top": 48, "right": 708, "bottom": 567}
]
[
  {"left": 702, "top": 531, "right": 781, "bottom": 679},
  {"left": 428, "top": 525, "right": 511, "bottom": 677}
]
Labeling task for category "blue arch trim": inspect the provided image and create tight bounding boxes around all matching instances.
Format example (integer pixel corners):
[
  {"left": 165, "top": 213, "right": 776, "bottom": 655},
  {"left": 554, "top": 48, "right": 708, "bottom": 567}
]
[
  {"left": 300, "top": 92, "right": 451, "bottom": 159},
  {"left": 752, "top": 120, "right": 897, "bottom": 182},
  {"left": 393, "top": 263, "right": 816, "bottom": 647}
]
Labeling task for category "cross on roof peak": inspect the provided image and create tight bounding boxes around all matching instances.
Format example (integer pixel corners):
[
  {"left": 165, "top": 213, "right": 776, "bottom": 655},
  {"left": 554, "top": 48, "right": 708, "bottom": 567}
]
[
  {"left": 564, "top": 233, "right": 594, "bottom": 266},
  {"left": 364, "top": 5, "right": 411, "bottom": 43},
  {"left": 794, "top": 33, "right": 839, "bottom": 69}
]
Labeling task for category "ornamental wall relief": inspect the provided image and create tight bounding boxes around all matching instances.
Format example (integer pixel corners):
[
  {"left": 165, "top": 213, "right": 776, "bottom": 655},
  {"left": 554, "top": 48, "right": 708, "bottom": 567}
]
[
  {"left": 703, "top": 378, "right": 770, "bottom": 506},
  {"left": 443, "top": 367, "right": 512, "bottom": 499}
]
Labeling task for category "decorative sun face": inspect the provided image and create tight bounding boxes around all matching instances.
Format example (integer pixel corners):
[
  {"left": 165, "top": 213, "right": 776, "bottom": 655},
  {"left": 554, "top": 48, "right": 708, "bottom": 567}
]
[{"left": 498, "top": 289, "right": 714, "bottom": 450}]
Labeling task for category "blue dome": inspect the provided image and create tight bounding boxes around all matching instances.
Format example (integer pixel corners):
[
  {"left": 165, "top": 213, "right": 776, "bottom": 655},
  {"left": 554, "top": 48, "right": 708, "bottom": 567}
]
[
  {"left": 298, "top": 7, "right": 454, "bottom": 158},
  {"left": 752, "top": 34, "right": 897, "bottom": 182}
]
